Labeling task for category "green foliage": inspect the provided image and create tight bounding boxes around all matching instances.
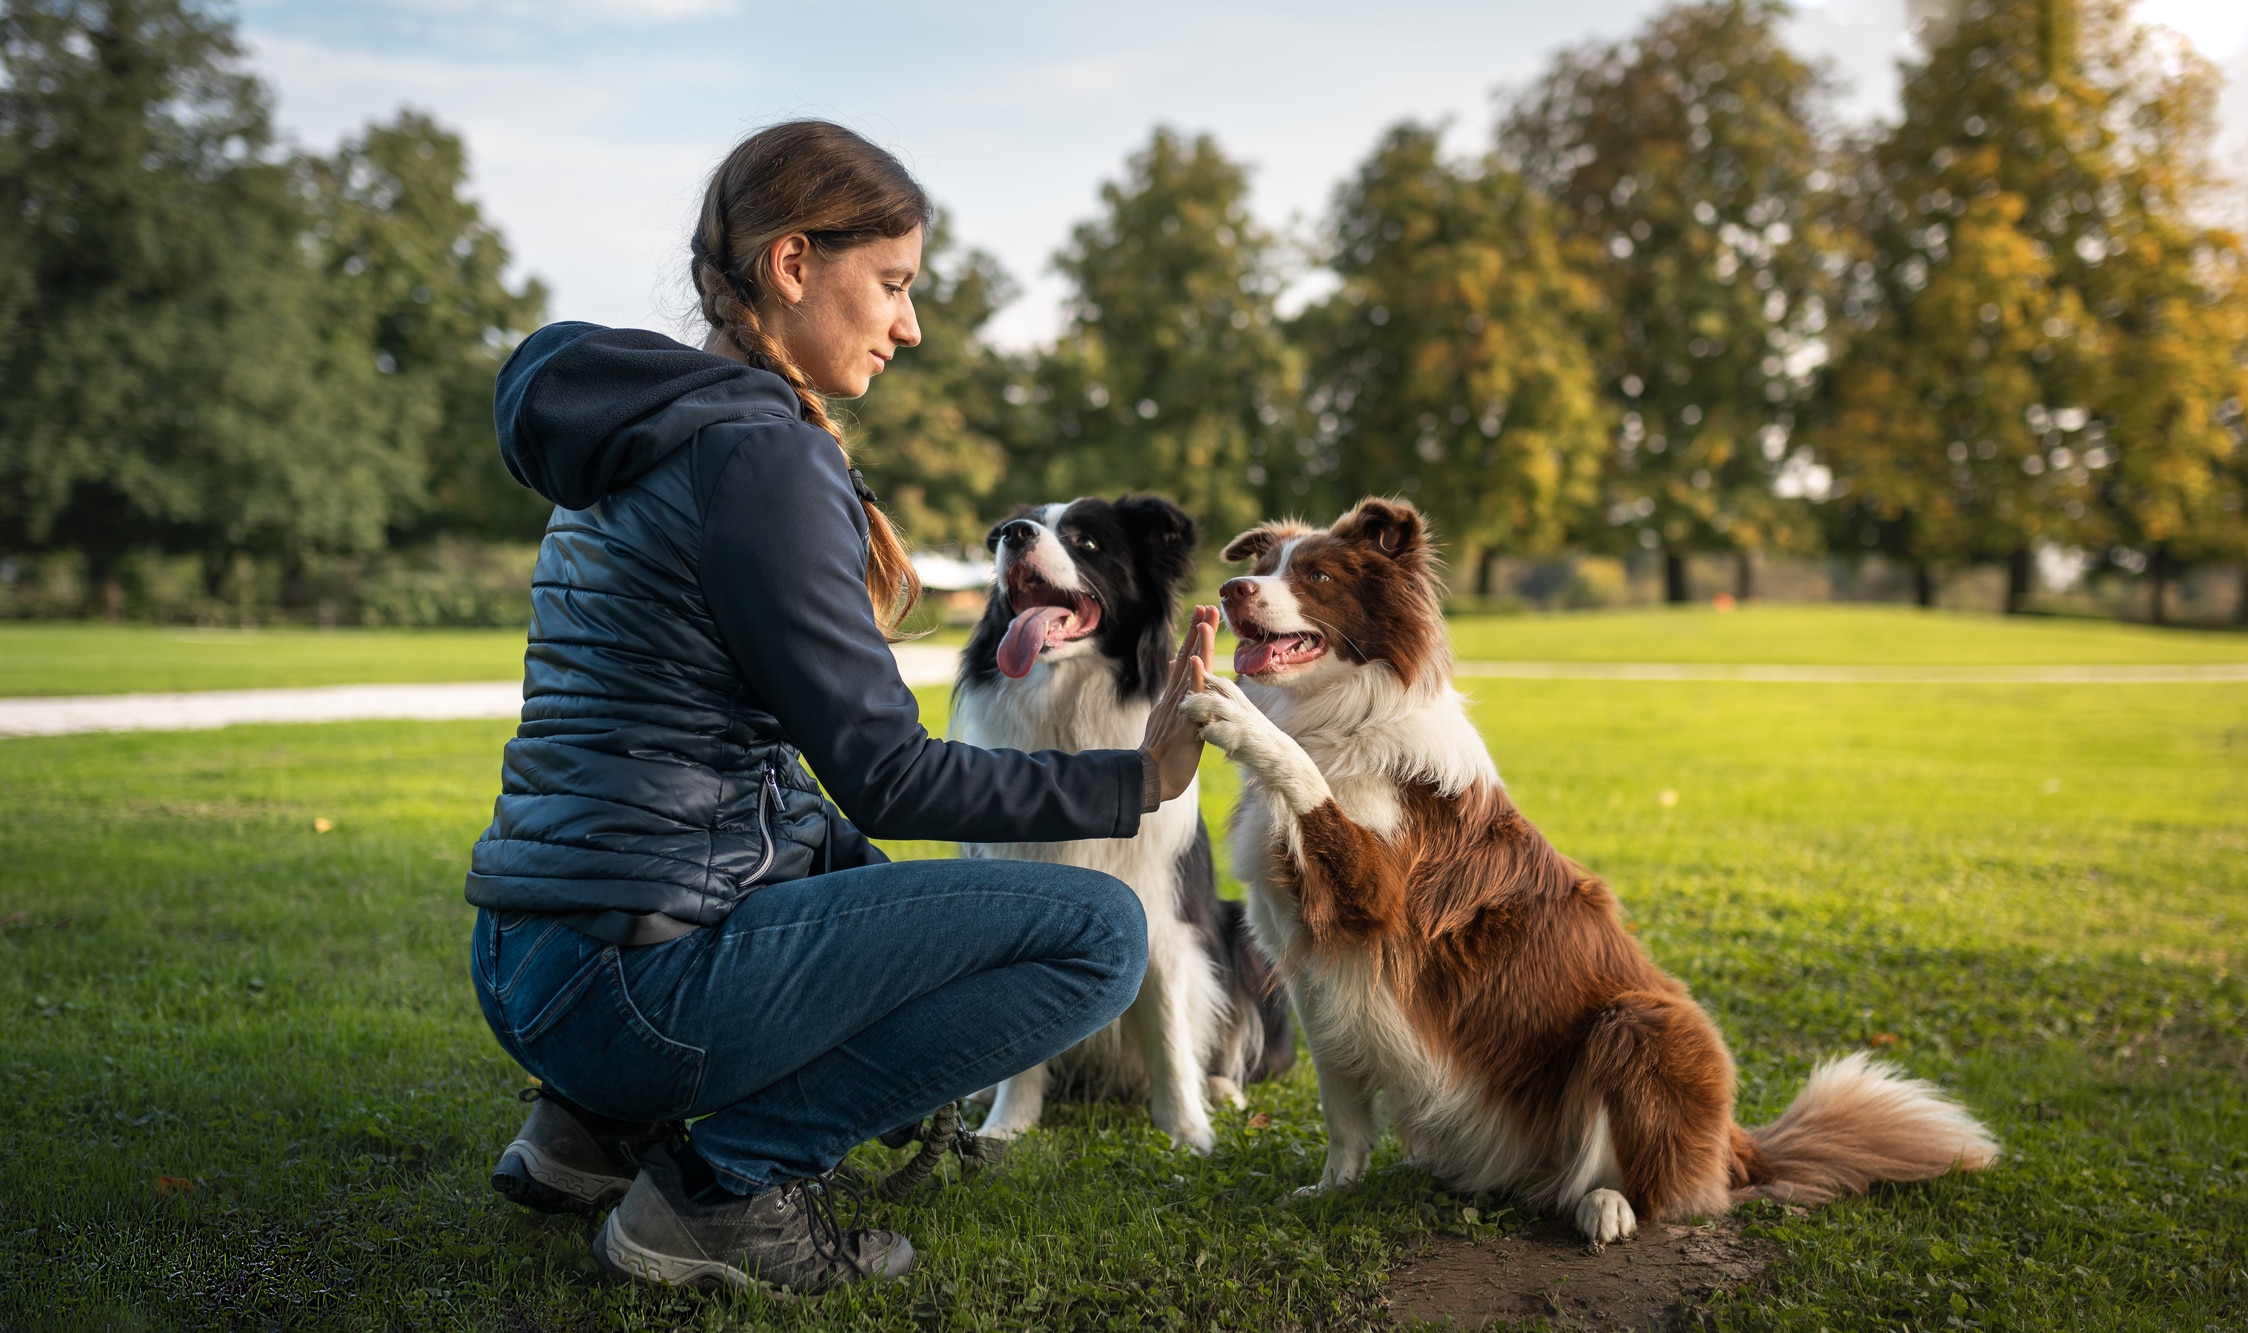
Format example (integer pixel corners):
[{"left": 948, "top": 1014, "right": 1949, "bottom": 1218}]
[
  {"left": 0, "top": 0, "right": 544, "bottom": 602},
  {"left": 0, "top": 0, "right": 385, "bottom": 572},
  {"left": 1294, "top": 124, "right": 1608, "bottom": 577},
  {"left": 1028, "top": 128, "right": 1299, "bottom": 543},
  {"left": 844, "top": 221, "right": 1018, "bottom": 550},
  {"left": 1503, "top": 0, "right": 1838, "bottom": 586},
  {"left": 301, "top": 112, "right": 549, "bottom": 544},
  {"left": 1814, "top": 0, "right": 2248, "bottom": 605}
]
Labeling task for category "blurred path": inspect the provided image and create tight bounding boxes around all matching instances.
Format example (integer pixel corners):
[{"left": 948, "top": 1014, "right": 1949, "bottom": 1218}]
[
  {"left": 2, "top": 647, "right": 2239, "bottom": 738},
  {"left": 0, "top": 643, "right": 963, "bottom": 738}
]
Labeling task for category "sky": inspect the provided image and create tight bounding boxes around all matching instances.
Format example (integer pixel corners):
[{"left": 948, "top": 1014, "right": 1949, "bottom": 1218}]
[{"left": 237, "top": 0, "right": 2248, "bottom": 350}]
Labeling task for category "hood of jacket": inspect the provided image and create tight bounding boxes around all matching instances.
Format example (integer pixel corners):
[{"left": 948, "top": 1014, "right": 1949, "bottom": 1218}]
[{"left": 494, "top": 321, "right": 808, "bottom": 510}]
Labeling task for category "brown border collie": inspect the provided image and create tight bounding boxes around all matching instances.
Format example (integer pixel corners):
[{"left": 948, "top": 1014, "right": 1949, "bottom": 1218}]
[{"left": 1180, "top": 496, "right": 1997, "bottom": 1244}]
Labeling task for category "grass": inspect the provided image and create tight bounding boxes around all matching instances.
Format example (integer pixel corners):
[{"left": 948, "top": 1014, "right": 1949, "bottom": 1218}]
[
  {"left": 2, "top": 604, "right": 2241, "bottom": 700},
  {"left": 1, "top": 610, "right": 2244, "bottom": 1330},
  {"left": 1443, "top": 603, "right": 2248, "bottom": 665}
]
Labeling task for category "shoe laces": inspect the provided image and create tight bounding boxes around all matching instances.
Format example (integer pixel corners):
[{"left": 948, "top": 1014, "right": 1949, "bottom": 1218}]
[{"left": 781, "top": 1172, "right": 872, "bottom": 1277}]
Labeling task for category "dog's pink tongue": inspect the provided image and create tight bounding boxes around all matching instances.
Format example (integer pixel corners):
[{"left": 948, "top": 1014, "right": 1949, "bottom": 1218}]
[
  {"left": 1234, "top": 636, "right": 1282, "bottom": 676},
  {"left": 998, "top": 605, "right": 1073, "bottom": 678}
]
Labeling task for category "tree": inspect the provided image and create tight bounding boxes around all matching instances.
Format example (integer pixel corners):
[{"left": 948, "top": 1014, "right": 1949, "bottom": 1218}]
[
  {"left": 1293, "top": 123, "right": 1608, "bottom": 585},
  {"left": 1814, "top": 0, "right": 2248, "bottom": 616},
  {"left": 0, "top": 0, "right": 419, "bottom": 605},
  {"left": 1504, "top": 0, "right": 1837, "bottom": 600},
  {"left": 843, "top": 220, "right": 1016, "bottom": 550},
  {"left": 301, "top": 111, "right": 548, "bottom": 545},
  {"left": 1029, "top": 128, "right": 1298, "bottom": 540}
]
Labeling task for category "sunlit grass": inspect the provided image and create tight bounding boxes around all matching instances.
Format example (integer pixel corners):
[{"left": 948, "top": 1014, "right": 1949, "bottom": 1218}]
[
  {"left": 7, "top": 604, "right": 2242, "bottom": 701},
  {"left": 1, "top": 619, "right": 2242, "bottom": 1329}
]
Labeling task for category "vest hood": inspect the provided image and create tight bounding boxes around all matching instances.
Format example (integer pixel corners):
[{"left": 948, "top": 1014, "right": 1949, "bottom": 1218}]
[{"left": 494, "top": 321, "right": 806, "bottom": 509}]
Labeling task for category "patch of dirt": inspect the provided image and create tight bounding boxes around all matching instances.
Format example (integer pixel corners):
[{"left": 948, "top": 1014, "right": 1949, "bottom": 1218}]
[{"left": 1385, "top": 1215, "right": 1774, "bottom": 1331}]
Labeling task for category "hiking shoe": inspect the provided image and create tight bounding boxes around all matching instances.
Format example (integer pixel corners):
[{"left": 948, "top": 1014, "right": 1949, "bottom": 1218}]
[
  {"left": 491, "top": 1088, "right": 678, "bottom": 1216},
  {"left": 593, "top": 1142, "right": 915, "bottom": 1293}
]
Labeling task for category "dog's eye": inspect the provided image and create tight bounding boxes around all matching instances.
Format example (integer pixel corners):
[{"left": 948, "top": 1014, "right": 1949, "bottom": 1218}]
[
  {"left": 1070, "top": 534, "right": 1097, "bottom": 551},
  {"left": 1305, "top": 570, "right": 1331, "bottom": 583}
]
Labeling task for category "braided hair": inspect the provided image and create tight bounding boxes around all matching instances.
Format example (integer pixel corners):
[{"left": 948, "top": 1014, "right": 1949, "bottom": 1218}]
[{"left": 692, "top": 121, "right": 928, "bottom": 635}]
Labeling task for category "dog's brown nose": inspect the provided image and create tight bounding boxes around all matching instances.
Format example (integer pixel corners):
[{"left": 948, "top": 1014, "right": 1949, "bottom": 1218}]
[{"left": 1220, "top": 578, "right": 1258, "bottom": 609}]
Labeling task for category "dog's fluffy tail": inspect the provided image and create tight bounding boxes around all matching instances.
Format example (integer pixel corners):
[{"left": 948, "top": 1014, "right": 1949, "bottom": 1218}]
[{"left": 1733, "top": 1053, "right": 1998, "bottom": 1206}]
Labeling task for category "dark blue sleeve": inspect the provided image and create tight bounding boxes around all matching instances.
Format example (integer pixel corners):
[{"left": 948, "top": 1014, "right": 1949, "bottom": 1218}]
[{"left": 696, "top": 422, "right": 1146, "bottom": 844}]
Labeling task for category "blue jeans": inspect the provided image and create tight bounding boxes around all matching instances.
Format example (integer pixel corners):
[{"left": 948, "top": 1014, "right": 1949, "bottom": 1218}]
[{"left": 469, "top": 858, "right": 1147, "bottom": 1193}]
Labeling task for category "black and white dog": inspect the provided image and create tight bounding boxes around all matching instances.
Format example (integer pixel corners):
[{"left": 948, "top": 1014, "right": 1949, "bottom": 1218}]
[{"left": 951, "top": 495, "right": 1293, "bottom": 1153}]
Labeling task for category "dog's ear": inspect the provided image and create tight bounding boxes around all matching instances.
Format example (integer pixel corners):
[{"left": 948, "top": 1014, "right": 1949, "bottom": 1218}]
[
  {"left": 983, "top": 503, "right": 1037, "bottom": 553},
  {"left": 1111, "top": 494, "right": 1197, "bottom": 587},
  {"left": 1221, "top": 524, "right": 1281, "bottom": 565},
  {"left": 1331, "top": 497, "right": 1428, "bottom": 562}
]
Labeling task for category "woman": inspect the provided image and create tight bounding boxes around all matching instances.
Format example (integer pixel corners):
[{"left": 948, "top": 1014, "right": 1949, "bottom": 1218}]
[{"left": 466, "top": 121, "right": 1217, "bottom": 1294}]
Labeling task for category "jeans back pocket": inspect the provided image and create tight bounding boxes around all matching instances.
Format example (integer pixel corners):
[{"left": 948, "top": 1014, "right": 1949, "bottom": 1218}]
[{"left": 510, "top": 947, "right": 707, "bottom": 1123}]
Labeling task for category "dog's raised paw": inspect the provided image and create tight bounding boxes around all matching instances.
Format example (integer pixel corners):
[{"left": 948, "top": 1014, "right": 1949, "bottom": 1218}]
[{"left": 1573, "top": 1188, "right": 1637, "bottom": 1247}]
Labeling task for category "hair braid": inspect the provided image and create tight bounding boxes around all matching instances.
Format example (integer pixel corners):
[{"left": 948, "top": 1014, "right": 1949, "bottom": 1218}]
[{"left": 690, "top": 125, "right": 925, "bottom": 636}]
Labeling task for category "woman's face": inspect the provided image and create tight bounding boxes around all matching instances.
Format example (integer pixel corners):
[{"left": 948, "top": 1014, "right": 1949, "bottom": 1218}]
[{"left": 765, "top": 229, "right": 924, "bottom": 399}]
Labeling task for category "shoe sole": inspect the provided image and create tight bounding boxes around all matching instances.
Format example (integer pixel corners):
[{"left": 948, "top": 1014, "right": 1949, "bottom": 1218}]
[
  {"left": 491, "top": 1140, "right": 633, "bottom": 1216},
  {"left": 592, "top": 1211, "right": 760, "bottom": 1292}
]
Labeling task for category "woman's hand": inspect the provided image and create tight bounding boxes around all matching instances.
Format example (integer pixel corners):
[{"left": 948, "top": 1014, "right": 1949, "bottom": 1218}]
[{"left": 1140, "top": 605, "right": 1221, "bottom": 804}]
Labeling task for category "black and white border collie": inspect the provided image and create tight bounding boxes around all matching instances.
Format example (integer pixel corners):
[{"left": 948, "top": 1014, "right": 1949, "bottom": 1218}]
[
  {"left": 1182, "top": 496, "right": 1996, "bottom": 1241},
  {"left": 951, "top": 495, "right": 1292, "bottom": 1153}
]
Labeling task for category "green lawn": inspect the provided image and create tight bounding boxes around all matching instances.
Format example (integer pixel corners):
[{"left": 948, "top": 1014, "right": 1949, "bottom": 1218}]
[
  {"left": 1, "top": 617, "right": 2243, "bottom": 1329},
  {"left": 5, "top": 604, "right": 2242, "bottom": 699},
  {"left": 1445, "top": 603, "right": 2248, "bottom": 665},
  {"left": 0, "top": 624, "right": 533, "bottom": 697}
]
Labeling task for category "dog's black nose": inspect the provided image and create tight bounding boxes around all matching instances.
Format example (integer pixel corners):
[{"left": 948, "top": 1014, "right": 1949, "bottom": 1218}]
[{"left": 997, "top": 519, "right": 1039, "bottom": 548}]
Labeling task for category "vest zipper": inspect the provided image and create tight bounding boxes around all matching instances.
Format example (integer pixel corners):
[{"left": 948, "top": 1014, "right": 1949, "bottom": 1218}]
[{"left": 745, "top": 766, "right": 780, "bottom": 886}]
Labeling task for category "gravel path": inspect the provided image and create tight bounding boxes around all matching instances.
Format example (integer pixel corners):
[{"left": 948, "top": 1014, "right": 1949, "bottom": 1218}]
[{"left": 2, "top": 646, "right": 2239, "bottom": 738}]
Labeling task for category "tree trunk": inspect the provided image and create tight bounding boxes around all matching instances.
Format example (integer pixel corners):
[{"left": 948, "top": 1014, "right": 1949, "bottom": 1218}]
[
  {"left": 1664, "top": 552, "right": 1689, "bottom": 604},
  {"left": 1734, "top": 550, "right": 1756, "bottom": 602},
  {"left": 2148, "top": 546, "right": 2169, "bottom": 626},
  {"left": 2004, "top": 547, "right": 2033, "bottom": 615},
  {"left": 1475, "top": 548, "right": 1498, "bottom": 599},
  {"left": 2237, "top": 563, "right": 2248, "bottom": 627},
  {"left": 1914, "top": 562, "right": 1936, "bottom": 608}
]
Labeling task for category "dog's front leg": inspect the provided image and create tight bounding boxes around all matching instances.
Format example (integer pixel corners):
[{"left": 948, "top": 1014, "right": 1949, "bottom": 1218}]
[
  {"left": 1126, "top": 939, "right": 1216, "bottom": 1154},
  {"left": 1185, "top": 678, "right": 1409, "bottom": 948},
  {"left": 1302, "top": 1047, "right": 1378, "bottom": 1195},
  {"left": 979, "top": 1062, "right": 1048, "bottom": 1140},
  {"left": 1181, "top": 677, "right": 1332, "bottom": 818}
]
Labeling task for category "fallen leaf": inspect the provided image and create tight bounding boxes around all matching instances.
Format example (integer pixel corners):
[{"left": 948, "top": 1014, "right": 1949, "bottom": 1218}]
[
  {"left": 1869, "top": 1032, "right": 1899, "bottom": 1047},
  {"left": 156, "top": 1176, "right": 196, "bottom": 1197},
  {"left": 312, "top": 818, "right": 333, "bottom": 834},
  {"left": 1247, "top": 1113, "right": 1271, "bottom": 1129}
]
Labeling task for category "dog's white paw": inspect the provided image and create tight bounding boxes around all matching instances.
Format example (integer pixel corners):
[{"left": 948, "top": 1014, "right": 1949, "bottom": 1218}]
[
  {"left": 1208, "top": 1076, "right": 1248, "bottom": 1111},
  {"left": 1573, "top": 1188, "right": 1637, "bottom": 1249},
  {"left": 1171, "top": 1123, "right": 1216, "bottom": 1156},
  {"left": 1180, "top": 683, "right": 1257, "bottom": 754}
]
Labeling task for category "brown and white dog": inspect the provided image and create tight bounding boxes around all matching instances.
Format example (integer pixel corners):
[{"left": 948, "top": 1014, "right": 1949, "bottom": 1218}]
[{"left": 1180, "top": 496, "right": 1997, "bottom": 1244}]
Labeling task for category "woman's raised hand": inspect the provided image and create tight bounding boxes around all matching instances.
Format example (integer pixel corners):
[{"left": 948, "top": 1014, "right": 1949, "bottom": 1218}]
[{"left": 1139, "top": 605, "right": 1221, "bottom": 804}]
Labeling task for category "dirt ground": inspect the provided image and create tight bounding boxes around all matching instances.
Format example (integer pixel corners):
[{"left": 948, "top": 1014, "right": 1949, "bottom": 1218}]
[{"left": 1385, "top": 1214, "right": 1775, "bottom": 1330}]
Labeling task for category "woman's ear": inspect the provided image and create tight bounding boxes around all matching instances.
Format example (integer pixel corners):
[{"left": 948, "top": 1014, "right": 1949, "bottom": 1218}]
[{"left": 764, "top": 233, "right": 815, "bottom": 306}]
